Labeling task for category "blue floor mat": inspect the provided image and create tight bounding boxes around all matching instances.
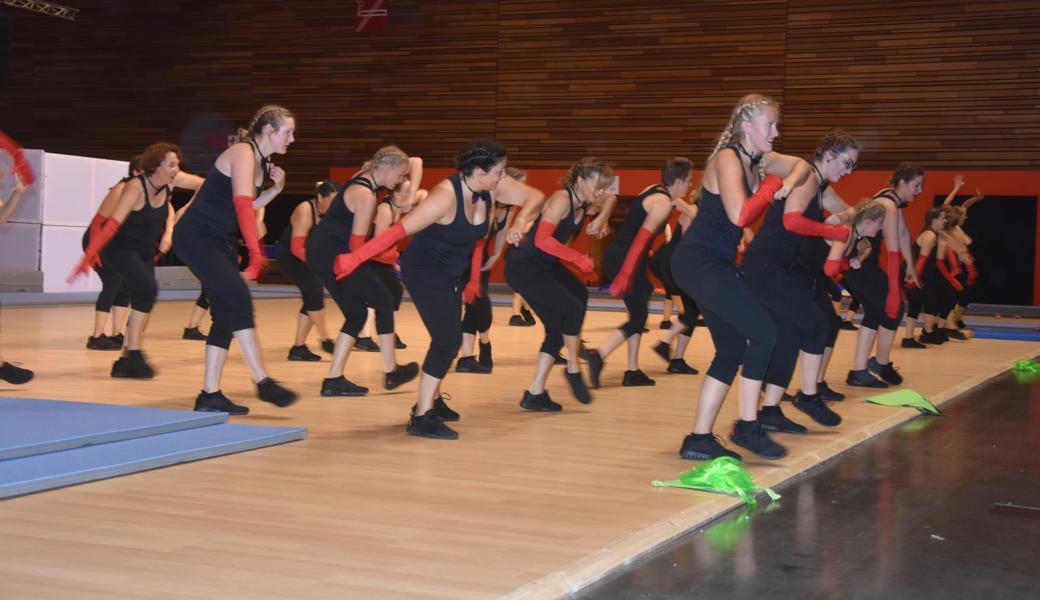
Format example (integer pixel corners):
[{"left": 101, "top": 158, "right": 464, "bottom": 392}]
[{"left": 970, "top": 327, "right": 1040, "bottom": 342}]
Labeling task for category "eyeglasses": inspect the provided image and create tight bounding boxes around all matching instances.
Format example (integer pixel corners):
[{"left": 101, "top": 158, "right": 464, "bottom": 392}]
[{"left": 837, "top": 153, "right": 858, "bottom": 172}]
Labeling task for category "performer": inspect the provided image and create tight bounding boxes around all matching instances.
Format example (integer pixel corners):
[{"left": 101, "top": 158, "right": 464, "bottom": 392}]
[
  {"left": 171, "top": 105, "right": 299, "bottom": 414},
  {"left": 671, "top": 94, "right": 810, "bottom": 461},
  {"left": 0, "top": 143, "right": 33, "bottom": 384},
  {"left": 650, "top": 194, "right": 702, "bottom": 375}
]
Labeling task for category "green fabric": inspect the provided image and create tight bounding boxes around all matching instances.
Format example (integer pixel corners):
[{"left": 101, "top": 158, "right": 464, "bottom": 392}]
[
  {"left": 1013, "top": 359, "right": 1040, "bottom": 373},
  {"left": 652, "top": 457, "right": 780, "bottom": 506},
  {"left": 864, "top": 389, "right": 941, "bottom": 415}
]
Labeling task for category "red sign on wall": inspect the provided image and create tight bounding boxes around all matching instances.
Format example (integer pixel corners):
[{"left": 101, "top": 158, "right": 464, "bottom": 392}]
[{"left": 354, "top": 0, "right": 389, "bottom": 33}]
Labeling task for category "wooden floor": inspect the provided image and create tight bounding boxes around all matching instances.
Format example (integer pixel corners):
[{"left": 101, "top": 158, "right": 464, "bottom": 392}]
[{"left": 0, "top": 296, "right": 1036, "bottom": 599}]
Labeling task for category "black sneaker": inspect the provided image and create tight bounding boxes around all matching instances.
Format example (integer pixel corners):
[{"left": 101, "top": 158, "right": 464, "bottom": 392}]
[
  {"left": 943, "top": 328, "right": 967, "bottom": 341},
  {"left": 564, "top": 370, "right": 593, "bottom": 404},
  {"left": 846, "top": 368, "right": 888, "bottom": 388},
  {"left": 622, "top": 369, "right": 655, "bottom": 387},
  {"left": 509, "top": 315, "right": 527, "bottom": 327},
  {"left": 288, "top": 344, "right": 322, "bottom": 361},
  {"left": 936, "top": 328, "right": 951, "bottom": 343},
  {"left": 384, "top": 362, "right": 419, "bottom": 390},
  {"left": 111, "top": 351, "right": 155, "bottom": 379},
  {"left": 653, "top": 341, "right": 671, "bottom": 363},
  {"left": 901, "top": 338, "right": 927, "bottom": 349},
  {"left": 520, "top": 306, "right": 536, "bottom": 326},
  {"left": 729, "top": 420, "right": 787, "bottom": 459},
  {"left": 520, "top": 390, "right": 563, "bottom": 412},
  {"left": 817, "top": 381, "right": 846, "bottom": 401},
  {"left": 321, "top": 338, "right": 336, "bottom": 354},
  {"left": 321, "top": 375, "right": 369, "bottom": 397},
  {"left": 586, "top": 349, "right": 604, "bottom": 388},
  {"left": 667, "top": 358, "right": 699, "bottom": 374},
  {"left": 394, "top": 334, "right": 407, "bottom": 350},
  {"left": 659, "top": 319, "right": 673, "bottom": 330},
  {"left": 455, "top": 356, "right": 491, "bottom": 374},
  {"left": 86, "top": 335, "right": 121, "bottom": 351},
  {"left": 193, "top": 390, "right": 249, "bottom": 416},
  {"left": 919, "top": 329, "right": 945, "bottom": 345},
  {"left": 0, "top": 361, "right": 34, "bottom": 385},
  {"left": 412, "top": 394, "right": 460, "bottom": 422},
  {"left": 478, "top": 341, "right": 493, "bottom": 370},
  {"left": 679, "top": 433, "right": 742, "bottom": 461},
  {"left": 109, "top": 333, "right": 125, "bottom": 347},
  {"left": 183, "top": 326, "right": 207, "bottom": 340},
  {"left": 839, "top": 321, "right": 858, "bottom": 331},
  {"left": 792, "top": 392, "right": 842, "bottom": 426},
  {"left": 354, "top": 336, "right": 380, "bottom": 352},
  {"left": 758, "top": 405, "right": 808, "bottom": 434},
  {"left": 407, "top": 409, "right": 459, "bottom": 440},
  {"left": 257, "top": 377, "right": 298, "bottom": 407},
  {"left": 868, "top": 357, "right": 903, "bottom": 385}
]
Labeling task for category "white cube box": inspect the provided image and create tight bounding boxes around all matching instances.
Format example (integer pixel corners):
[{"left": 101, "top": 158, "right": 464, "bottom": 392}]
[
  {"left": 40, "top": 224, "right": 100, "bottom": 293},
  {"left": 0, "top": 221, "right": 42, "bottom": 269}
]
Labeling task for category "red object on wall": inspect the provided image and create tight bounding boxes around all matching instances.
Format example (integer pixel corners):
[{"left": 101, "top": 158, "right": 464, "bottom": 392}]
[{"left": 354, "top": 0, "right": 389, "bottom": 33}]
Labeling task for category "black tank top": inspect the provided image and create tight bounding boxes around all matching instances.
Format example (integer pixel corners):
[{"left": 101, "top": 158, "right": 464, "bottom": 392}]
[
  {"left": 679, "top": 147, "right": 755, "bottom": 262},
  {"left": 748, "top": 167, "right": 827, "bottom": 265},
  {"left": 111, "top": 175, "right": 169, "bottom": 249},
  {"left": 404, "top": 173, "right": 493, "bottom": 277},
  {"left": 914, "top": 229, "right": 942, "bottom": 283},
  {"left": 178, "top": 141, "right": 270, "bottom": 240},
  {"left": 276, "top": 199, "right": 319, "bottom": 257},
  {"left": 308, "top": 177, "right": 377, "bottom": 260},
  {"left": 511, "top": 188, "right": 584, "bottom": 267},
  {"left": 611, "top": 185, "right": 668, "bottom": 253}
]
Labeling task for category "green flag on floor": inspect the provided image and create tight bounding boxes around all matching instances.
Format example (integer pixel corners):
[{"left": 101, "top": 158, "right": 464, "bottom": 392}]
[
  {"left": 864, "top": 389, "right": 941, "bottom": 415},
  {"left": 652, "top": 457, "right": 780, "bottom": 506}
]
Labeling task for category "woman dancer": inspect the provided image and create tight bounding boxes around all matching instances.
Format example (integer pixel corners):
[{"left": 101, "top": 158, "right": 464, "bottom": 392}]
[
  {"left": 172, "top": 105, "right": 298, "bottom": 414},
  {"left": 650, "top": 194, "right": 702, "bottom": 375},
  {"left": 277, "top": 180, "right": 338, "bottom": 360},
  {"left": 671, "top": 94, "right": 810, "bottom": 461}
]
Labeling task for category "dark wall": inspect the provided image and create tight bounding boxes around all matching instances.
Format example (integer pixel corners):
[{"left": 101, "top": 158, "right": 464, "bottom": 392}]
[{"left": 1, "top": 1, "right": 1038, "bottom": 192}]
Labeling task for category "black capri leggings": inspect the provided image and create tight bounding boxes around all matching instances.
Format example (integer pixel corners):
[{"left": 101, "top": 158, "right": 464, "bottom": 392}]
[
  {"left": 276, "top": 247, "right": 325, "bottom": 314},
  {"left": 802, "top": 272, "right": 842, "bottom": 348},
  {"left": 461, "top": 269, "right": 492, "bottom": 335},
  {"left": 370, "top": 262, "right": 404, "bottom": 311},
  {"left": 83, "top": 231, "right": 129, "bottom": 312},
  {"left": 99, "top": 243, "right": 158, "bottom": 314},
  {"left": 604, "top": 244, "right": 652, "bottom": 339},
  {"left": 842, "top": 263, "right": 904, "bottom": 331},
  {"left": 172, "top": 233, "right": 254, "bottom": 349},
  {"left": 401, "top": 254, "right": 465, "bottom": 379},
  {"left": 505, "top": 256, "right": 588, "bottom": 357},
  {"left": 672, "top": 245, "right": 777, "bottom": 385},
  {"left": 310, "top": 258, "right": 395, "bottom": 338}
]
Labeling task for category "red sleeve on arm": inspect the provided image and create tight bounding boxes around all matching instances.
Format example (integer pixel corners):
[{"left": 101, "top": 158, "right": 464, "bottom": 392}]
[
  {"left": 609, "top": 226, "right": 653, "bottom": 298},
  {"left": 946, "top": 248, "right": 962, "bottom": 276},
  {"left": 534, "top": 220, "right": 595, "bottom": 277},
  {"left": 735, "top": 174, "right": 783, "bottom": 227},
  {"left": 782, "top": 212, "right": 850, "bottom": 241},
  {"left": 349, "top": 234, "right": 366, "bottom": 252},
  {"left": 334, "top": 222, "right": 407, "bottom": 280},
  {"left": 824, "top": 258, "right": 849, "bottom": 278},
  {"left": 290, "top": 236, "right": 307, "bottom": 262},
  {"left": 885, "top": 250, "right": 902, "bottom": 318},
  {"left": 936, "top": 251, "right": 964, "bottom": 291},
  {"left": 462, "top": 239, "right": 487, "bottom": 303}
]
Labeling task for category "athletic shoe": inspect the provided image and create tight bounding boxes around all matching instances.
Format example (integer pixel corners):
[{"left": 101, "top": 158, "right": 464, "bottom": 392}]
[
  {"left": 792, "top": 392, "right": 842, "bottom": 426},
  {"left": 394, "top": 334, "right": 407, "bottom": 350},
  {"left": 653, "top": 341, "right": 671, "bottom": 363},
  {"left": 564, "top": 370, "right": 593, "bottom": 404},
  {"left": 667, "top": 358, "right": 699, "bottom": 374},
  {"left": 659, "top": 319, "right": 673, "bottom": 330},
  {"left": 478, "top": 341, "right": 493, "bottom": 370},
  {"left": 868, "top": 356, "right": 903, "bottom": 385},
  {"left": 0, "top": 361, "right": 34, "bottom": 385},
  {"left": 407, "top": 409, "right": 458, "bottom": 440},
  {"left": 839, "top": 321, "right": 858, "bottom": 331},
  {"left": 758, "top": 405, "right": 808, "bottom": 434},
  {"left": 508, "top": 315, "right": 527, "bottom": 327},
  {"left": 354, "top": 336, "right": 380, "bottom": 352},
  {"left": 109, "top": 333, "right": 125, "bottom": 347},
  {"left": 384, "top": 362, "right": 419, "bottom": 390},
  {"left": 182, "top": 326, "right": 207, "bottom": 340},
  {"left": 321, "top": 339, "right": 336, "bottom": 353},
  {"left": 943, "top": 328, "right": 967, "bottom": 341},
  {"left": 846, "top": 368, "right": 888, "bottom": 388},
  {"left": 729, "top": 420, "right": 787, "bottom": 459},
  {"left": 321, "top": 376, "right": 368, "bottom": 397},
  {"left": 288, "top": 344, "right": 322, "bottom": 361},
  {"left": 679, "top": 433, "right": 742, "bottom": 461},
  {"left": 520, "top": 390, "right": 563, "bottom": 412},
  {"left": 111, "top": 351, "right": 155, "bottom": 379},
  {"left": 817, "top": 381, "right": 846, "bottom": 401},
  {"left": 86, "top": 335, "right": 121, "bottom": 351},
  {"left": 901, "top": 338, "right": 927, "bottom": 349},
  {"left": 455, "top": 356, "right": 491, "bottom": 374},
  {"left": 622, "top": 369, "right": 655, "bottom": 387},
  {"left": 919, "top": 329, "right": 945, "bottom": 345},
  {"left": 257, "top": 378, "right": 297, "bottom": 407},
  {"left": 520, "top": 306, "right": 536, "bottom": 326},
  {"left": 586, "top": 350, "right": 604, "bottom": 388},
  {"left": 193, "top": 390, "right": 249, "bottom": 416}
]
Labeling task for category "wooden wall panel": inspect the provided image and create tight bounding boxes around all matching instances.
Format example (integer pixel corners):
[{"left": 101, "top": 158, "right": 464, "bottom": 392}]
[{"left": 0, "top": 1, "right": 1037, "bottom": 194}]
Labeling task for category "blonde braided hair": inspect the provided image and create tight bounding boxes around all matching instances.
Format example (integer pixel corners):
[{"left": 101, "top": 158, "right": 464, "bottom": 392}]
[
  {"left": 235, "top": 105, "right": 294, "bottom": 143},
  {"left": 361, "top": 145, "right": 409, "bottom": 173},
  {"left": 706, "top": 94, "right": 778, "bottom": 180}
]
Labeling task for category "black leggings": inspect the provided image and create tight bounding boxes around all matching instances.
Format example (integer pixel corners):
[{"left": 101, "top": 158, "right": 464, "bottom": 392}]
[
  {"left": 843, "top": 264, "right": 904, "bottom": 330},
  {"left": 370, "top": 262, "right": 404, "bottom": 311},
  {"left": 311, "top": 257, "right": 395, "bottom": 338},
  {"left": 276, "top": 248, "right": 325, "bottom": 314},
  {"left": 672, "top": 244, "right": 777, "bottom": 384},
  {"left": 505, "top": 256, "right": 587, "bottom": 356},
  {"left": 172, "top": 233, "right": 254, "bottom": 350},
  {"left": 99, "top": 244, "right": 158, "bottom": 314},
  {"left": 83, "top": 231, "right": 129, "bottom": 312},
  {"left": 742, "top": 250, "right": 828, "bottom": 389},
  {"left": 605, "top": 245, "right": 652, "bottom": 338},
  {"left": 803, "top": 272, "right": 841, "bottom": 348},
  {"left": 402, "top": 255, "right": 464, "bottom": 379},
  {"left": 461, "top": 269, "right": 492, "bottom": 335}
]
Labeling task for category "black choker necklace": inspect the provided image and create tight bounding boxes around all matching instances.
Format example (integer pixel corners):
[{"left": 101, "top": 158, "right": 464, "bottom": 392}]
[{"left": 736, "top": 144, "right": 762, "bottom": 167}]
